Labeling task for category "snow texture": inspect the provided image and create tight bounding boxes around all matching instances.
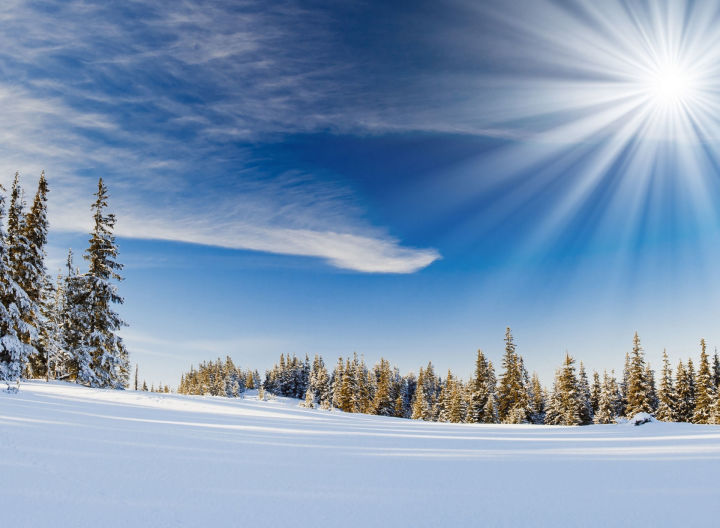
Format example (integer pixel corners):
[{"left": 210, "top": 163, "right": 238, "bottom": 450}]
[{"left": 2, "top": 381, "right": 720, "bottom": 527}]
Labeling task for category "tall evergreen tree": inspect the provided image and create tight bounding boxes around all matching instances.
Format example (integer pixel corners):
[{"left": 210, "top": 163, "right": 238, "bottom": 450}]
[
  {"left": 466, "top": 350, "right": 496, "bottom": 423},
  {"left": 692, "top": 339, "right": 715, "bottom": 424},
  {"left": 577, "top": 362, "right": 593, "bottom": 425},
  {"left": 656, "top": 350, "right": 676, "bottom": 422},
  {"left": 23, "top": 173, "right": 51, "bottom": 375},
  {"left": 497, "top": 327, "right": 530, "bottom": 423},
  {"left": 712, "top": 348, "right": 720, "bottom": 391},
  {"left": 590, "top": 370, "right": 601, "bottom": 416},
  {"left": 675, "top": 359, "right": 694, "bottom": 422},
  {"left": 0, "top": 186, "right": 36, "bottom": 386},
  {"left": 529, "top": 372, "right": 546, "bottom": 424},
  {"left": 546, "top": 354, "right": 582, "bottom": 426},
  {"left": 625, "top": 332, "right": 653, "bottom": 417},
  {"left": 594, "top": 371, "right": 620, "bottom": 424},
  {"left": 372, "top": 358, "right": 395, "bottom": 416},
  {"left": 79, "top": 179, "right": 129, "bottom": 388}
]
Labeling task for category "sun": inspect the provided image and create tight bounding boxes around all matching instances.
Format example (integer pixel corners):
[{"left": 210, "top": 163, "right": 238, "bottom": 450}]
[{"left": 645, "top": 60, "right": 696, "bottom": 107}]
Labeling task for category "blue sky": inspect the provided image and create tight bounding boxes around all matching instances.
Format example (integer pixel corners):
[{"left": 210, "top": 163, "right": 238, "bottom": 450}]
[{"left": 3, "top": 0, "right": 720, "bottom": 387}]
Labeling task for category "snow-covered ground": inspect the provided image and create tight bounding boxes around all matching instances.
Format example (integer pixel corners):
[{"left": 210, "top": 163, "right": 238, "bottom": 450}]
[{"left": 2, "top": 382, "right": 720, "bottom": 527}]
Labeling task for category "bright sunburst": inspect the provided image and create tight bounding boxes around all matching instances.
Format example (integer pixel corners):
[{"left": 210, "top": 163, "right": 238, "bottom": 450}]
[{"left": 646, "top": 60, "right": 697, "bottom": 107}]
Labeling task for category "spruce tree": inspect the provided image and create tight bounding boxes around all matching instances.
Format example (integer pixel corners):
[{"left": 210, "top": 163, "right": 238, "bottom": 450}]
[
  {"left": 372, "top": 358, "right": 395, "bottom": 416},
  {"left": 656, "top": 350, "right": 676, "bottom": 422},
  {"left": 590, "top": 371, "right": 601, "bottom": 416},
  {"left": 675, "top": 360, "right": 694, "bottom": 422},
  {"left": 546, "top": 353, "right": 582, "bottom": 426},
  {"left": 594, "top": 371, "right": 620, "bottom": 424},
  {"left": 712, "top": 348, "right": 720, "bottom": 390},
  {"left": 577, "top": 362, "right": 593, "bottom": 425},
  {"left": 497, "top": 327, "right": 530, "bottom": 423},
  {"left": 466, "top": 350, "right": 494, "bottom": 423},
  {"left": 411, "top": 367, "right": 429, "bottom": 420},
  {"left": 22, "top": 172, "right": 50, "bottom": 377},
  {"left": 79, "top": 179, "right": 129, "bottom": 388},
  {"left": 625, "top": 332, "right": 653, "bottom": 417},
  {"left": 0, "top": 186, "right": 36, "bottom": 386},
  {"left": 692, "top": 339, "right": 715, "bottom": 424},
  {"left": 331, "top": 357, "right": 344, "bottom": 409},
  {"left": 529, "top": 372, "right": 546, "bottom": 424},
  {"left": 39, "top": 274, "right": 65, "bottom": 381}
]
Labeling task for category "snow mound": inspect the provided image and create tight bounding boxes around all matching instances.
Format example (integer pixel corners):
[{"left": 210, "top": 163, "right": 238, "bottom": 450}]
[{"left": 627, "top": 412, "right": 656, "bottom": 426}]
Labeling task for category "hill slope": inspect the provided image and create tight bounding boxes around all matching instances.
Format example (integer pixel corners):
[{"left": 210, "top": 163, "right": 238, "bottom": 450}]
[{"left": 2, "top": 381, "right": 719, "bottom": 527}]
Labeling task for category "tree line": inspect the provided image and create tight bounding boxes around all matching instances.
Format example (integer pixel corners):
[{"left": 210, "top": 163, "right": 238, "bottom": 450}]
[
  {"left": 179, "top": 328, "right": 720, "bottom": 425},
  {"left": 0, "top": 172, "right": 128, "bottom": 390}
]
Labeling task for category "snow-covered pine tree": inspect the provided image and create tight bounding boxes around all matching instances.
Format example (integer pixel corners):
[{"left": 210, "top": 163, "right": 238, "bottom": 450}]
[
  {"left": 529, "top": 372, "right": 546, "bottom": 424},
  {"left": 0, "top": 185, "right": 37, "bottom": 387},
  {"left": 372, "top": 358, "right": 395, "bottom": 416},
  {"left": 674, "top": 359, "right": 694, "bottom": 422},
  {"left": 692, "top": 339, "right": 715, "bottom": 424},
  {"left": 331, "top": 357, "right": 344, "bottom": 409},
  {"left": 300, "top": 387, "right": 315, "bottom": 408},
  {"left": 625, "top": 332, "right": 653, "bottom": 417},
  {"left": 656, "top": 350, "right": 676, "bottom": 422},
  {"left": 590, "top": 370, "right": 601, "bottom": 416},
  {"left": 546, "top": 353, "right": 582, "bottom": 426},
  {"left": 22, "top": 172, "right": 50, "bottom": 377},
  {"left": 38, "top": 274, "right": 65, "bottom": 381},
  {"left": 79, "top": 178, "right": 129, "bottom": 388},
  {"left": 577, "top": 362, "right": 593, "bottom": 425},
  {"left": 309, "top": 354, "right": 331, "bottom": 409},
  {"left": 466, "top": 349, "right": 494, "bottom": 423},
  {"left": 618, "top": 352, "right": 630, "bottom": 416},
  {"left": 411, "top": 367, "right": 429, "bottom": 420},
  {"left": 594, "top": 371, "right": 620, "bottom": 424},
  {"left": 448, "top": 376, "right": 466, "bottom": 423},
  {"left": 497, "top": 327, "right": 530, "bottom": 423},
  {"left": 712, "top": 348, "right": 720, "bottom": 391}
]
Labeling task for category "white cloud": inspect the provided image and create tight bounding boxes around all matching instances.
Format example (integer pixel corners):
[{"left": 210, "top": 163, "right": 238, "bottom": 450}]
[{"left": 0, "top": 1, "right": 441, "bottom": 274}]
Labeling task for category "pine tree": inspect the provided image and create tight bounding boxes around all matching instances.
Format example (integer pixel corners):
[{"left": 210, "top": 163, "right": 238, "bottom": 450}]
[
  {"left": 331, "top": 357, "right": 344, "bottom": 409},
  {"left": 134, "top": 364, "right": 139, "bottom": 391},
  {"left": 78, "top": 178, "right": 129, "bottom": 388},
  {"left": 497, "top": 327, "right": 530, "bottom": 423},
  {"left": 577, "top": 362, "right": 593, "bottom": 425},
  {"left": 546, "top": 353, "right": 582, "bottom": 426},
  {"left": 39, "top": 274, "right": 65, "bottom": 381},
  {"left": 594, "top": 371, "right": 620, "bottom": 424},
  {"left": 372, "top": 358, "right": 395, "bottom": 416},
  {"left": 656, "top": 350, "right": 676, "bottom": 422},
  {"left": 625, "top": 332, "right": 652, "bottom": 417},
  {"left": 300, "top": 387, "right": 315, "bottom": 408},
  {"left": 692, "top": 339, "right": 715, "bottom": 424},
  {"left": 590, "top": 370, "right": 601, "bottom": 416},
  {"left": 529, "top": 372, "right": 546, "bottom": 424},
  {"left": 22, "top": 172, "right": 50, "bottom": 377},
  {"left": 712, "top": 348, "right": 720, "bottom": 391},
  {"left": 448, "top": 377, "right": 465, "bottom": 423},
  {"left": 466, "top": 350, "right": 494, "bottom": 423},
  {"left": 675, "top": 360, "right": 694, "bottom": 422},
  {"left": 411, "top": 367, "right": 429, "bottom": 420},
  {"left": 62, "top": 249, "right": 94, "bottom": 383},
  {"left": 0, "top": 185, "right": 36, "bottom": 386}
]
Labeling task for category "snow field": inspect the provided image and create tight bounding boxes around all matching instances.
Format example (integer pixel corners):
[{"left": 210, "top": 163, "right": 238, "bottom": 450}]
[{"left": 2, "top": 381, "right": 720, "bottom": 527}]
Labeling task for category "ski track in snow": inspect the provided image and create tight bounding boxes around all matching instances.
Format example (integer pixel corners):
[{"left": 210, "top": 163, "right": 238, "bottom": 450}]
[{"left": 2, "top": 381, "right": 719, "bottom": 527}]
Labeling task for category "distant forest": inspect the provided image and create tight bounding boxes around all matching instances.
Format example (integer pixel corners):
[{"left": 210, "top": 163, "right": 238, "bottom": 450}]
[{"left": 177, "top": 328, "right": 720, "bottom": 426}]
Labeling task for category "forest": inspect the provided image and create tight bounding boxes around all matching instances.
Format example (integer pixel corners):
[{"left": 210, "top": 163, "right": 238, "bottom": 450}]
[{"left": 177, "top": 328, "right": 720, "bottom": 426}]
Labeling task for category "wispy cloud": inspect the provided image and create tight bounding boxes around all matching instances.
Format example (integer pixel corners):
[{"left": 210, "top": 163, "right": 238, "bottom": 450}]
[{"left": 0, "top": 0, "right": 441, "bottom": 273}]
